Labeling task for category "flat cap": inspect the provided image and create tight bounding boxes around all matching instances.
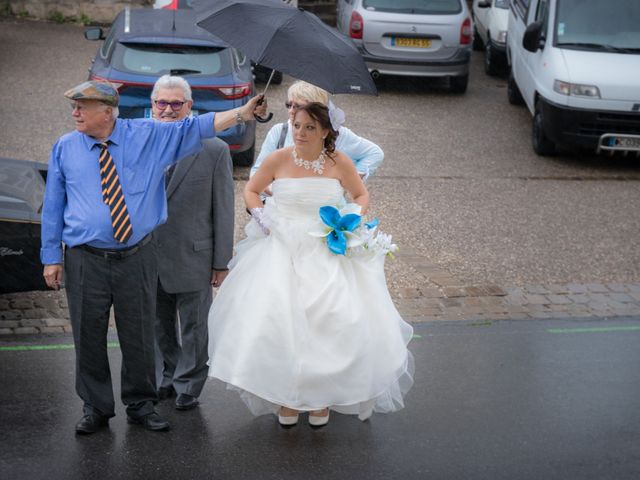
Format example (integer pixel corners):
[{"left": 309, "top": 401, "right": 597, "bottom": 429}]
[{"left": 64, "top": 80, "right": 119, "bottom": 107}]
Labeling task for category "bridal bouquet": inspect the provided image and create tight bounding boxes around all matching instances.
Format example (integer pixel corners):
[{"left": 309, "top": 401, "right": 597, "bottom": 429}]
[{"left": 308, "top": 204, "right": 398, "bottom": 258}]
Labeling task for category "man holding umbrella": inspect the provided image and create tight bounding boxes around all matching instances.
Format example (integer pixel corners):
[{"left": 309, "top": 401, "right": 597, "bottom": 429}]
[{"left": 41, "top": 79, "right": 266, "bottom": 434}]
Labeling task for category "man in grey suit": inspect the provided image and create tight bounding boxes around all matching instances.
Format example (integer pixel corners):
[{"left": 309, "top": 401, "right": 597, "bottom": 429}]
[{"left": 151, "top": 75, "right": 234, "bottom": 410}]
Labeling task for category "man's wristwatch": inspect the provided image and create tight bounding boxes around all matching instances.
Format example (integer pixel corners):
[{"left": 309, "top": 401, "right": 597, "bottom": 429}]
[{"left": 235, "top": 109, "right": 245, "bottom": 125}]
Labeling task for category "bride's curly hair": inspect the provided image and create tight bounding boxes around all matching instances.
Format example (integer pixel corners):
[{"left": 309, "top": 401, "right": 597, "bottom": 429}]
[{"left": 295, "top": 102, "right": 339, "bottom": 156}]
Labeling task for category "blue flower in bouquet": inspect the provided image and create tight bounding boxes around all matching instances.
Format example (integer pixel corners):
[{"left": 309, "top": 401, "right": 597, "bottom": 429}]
[
  {"left": 365, "top": 217, "right": 379, "bottom": 230},
  {"left": 309, "top": 204, "right": 398, "bottom": 257},
  {"left": 309, "top": 205, "right": 363, "bottom": 255}
]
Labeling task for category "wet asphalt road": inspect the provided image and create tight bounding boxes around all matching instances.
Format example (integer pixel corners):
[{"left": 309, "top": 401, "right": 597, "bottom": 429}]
[
  {"left": 1, "top": 317, "right": 640, "bottom": 480},
  {"left": 1, "top": 18, "right": 639, "bottom": 289}
]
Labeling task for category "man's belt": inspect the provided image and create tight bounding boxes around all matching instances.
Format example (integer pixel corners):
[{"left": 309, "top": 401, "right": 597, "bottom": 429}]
[{"left": 76, "top": 234, "right": 152, "bottom": 260}]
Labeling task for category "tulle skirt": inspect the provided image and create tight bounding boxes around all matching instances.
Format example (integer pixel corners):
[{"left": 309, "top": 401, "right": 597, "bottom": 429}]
[{"left": 207, "top": 179, "right": 414, "bottom": 420}]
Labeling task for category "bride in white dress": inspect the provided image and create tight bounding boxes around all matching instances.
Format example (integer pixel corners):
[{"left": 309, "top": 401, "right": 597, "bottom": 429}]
[{"left": 208, "top": 102, "right": 413, "bottom": 427}]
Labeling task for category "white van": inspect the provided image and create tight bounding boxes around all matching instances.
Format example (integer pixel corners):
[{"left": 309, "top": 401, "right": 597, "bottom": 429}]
[
  {"left": 472, "top": 0, "right": 510, "bottom": 76},
  {"left": 506, "top": 0, "right": 640, "bottom": 156}
]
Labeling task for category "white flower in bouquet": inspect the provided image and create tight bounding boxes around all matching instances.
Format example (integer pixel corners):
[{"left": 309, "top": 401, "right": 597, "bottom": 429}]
[{"left": 309, "top": 203, "right": 398, "bottom": 258}]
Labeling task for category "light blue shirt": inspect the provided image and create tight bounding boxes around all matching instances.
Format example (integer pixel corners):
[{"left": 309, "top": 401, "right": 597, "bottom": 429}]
[
  {"left": 250, "top": 121, "right": 384, "bottom": 178},
  {"left": 40, "top": 113, "right": 216, "bottom": 265}
]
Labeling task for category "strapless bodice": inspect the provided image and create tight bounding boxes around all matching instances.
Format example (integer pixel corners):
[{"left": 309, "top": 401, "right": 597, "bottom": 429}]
[{"left": 269, "top": 177, "right": 344, "bottom": 218}]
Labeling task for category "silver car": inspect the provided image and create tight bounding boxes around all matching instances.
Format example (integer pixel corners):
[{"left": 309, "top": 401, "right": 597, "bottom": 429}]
[{"left": 336, "top": 0, "right": 473, "bottom": 93}]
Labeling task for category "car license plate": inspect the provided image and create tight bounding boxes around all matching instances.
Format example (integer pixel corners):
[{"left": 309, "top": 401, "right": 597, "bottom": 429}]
[
  {"left": 392, "top": 37, "right": 431, "bottom": 48},
  {"left": 598, "top": 133, "right": 640, "bottom": 153},
  {"left": 614, "top": 136, "right": 640, "bottom": 149},
  {"left": 144, "top": 108, "right": 199, "bottom": 118}
]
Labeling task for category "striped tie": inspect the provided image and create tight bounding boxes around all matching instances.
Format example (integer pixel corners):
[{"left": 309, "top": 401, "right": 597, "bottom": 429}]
[{"left": 98, "top": 142, "right": 133, "bottom": 244}]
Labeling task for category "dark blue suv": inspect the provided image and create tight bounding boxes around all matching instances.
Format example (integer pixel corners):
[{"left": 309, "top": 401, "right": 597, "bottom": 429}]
[{"left": 84, "top": 8, "right": 256, "bottom": 165}]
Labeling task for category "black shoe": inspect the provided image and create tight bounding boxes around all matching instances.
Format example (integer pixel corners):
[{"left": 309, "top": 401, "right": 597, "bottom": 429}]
[
  {"left": 127, "top": 411, "right": 170, "bottom": 431},
  {"left": 75, "top": 414, "right": 109, "bottom": 435},
  {"left": 175, "top": 394, "right": 199, "bottom": 411},
  {"left": 157, "top": 386, "right": 176, "bottom": 400}
]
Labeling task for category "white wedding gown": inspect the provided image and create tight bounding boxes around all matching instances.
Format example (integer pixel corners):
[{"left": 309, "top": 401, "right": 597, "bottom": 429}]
[{"left": 207, "top": 177, "right": 414, "bottom": 420}]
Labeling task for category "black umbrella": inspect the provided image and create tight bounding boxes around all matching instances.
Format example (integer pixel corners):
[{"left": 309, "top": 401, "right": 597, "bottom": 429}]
[{"left": 196, "top": 0, "right": 377, "bottom": 97}]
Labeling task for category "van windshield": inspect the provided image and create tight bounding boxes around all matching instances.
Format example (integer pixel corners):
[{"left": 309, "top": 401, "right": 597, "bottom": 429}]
[
  {"left": 362, "top": 0, "right": 461, "bottom": 15},
  {"left": 555, "top": 0, "right": 640, "bottom": 51}
]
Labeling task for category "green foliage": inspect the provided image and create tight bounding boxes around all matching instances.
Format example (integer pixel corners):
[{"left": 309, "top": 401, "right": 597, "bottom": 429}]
[
  {"left": 0, "top": 2, "right": 12, "bottom": 18},
  {"left": 47, "top": 9, "right": 88, "bottom": 24},
  {"left": 77, "top": 13, "right": 92, "bottom": 25},
  {"left": 48, "top": 10, "right": 67, "bottom": 23}
]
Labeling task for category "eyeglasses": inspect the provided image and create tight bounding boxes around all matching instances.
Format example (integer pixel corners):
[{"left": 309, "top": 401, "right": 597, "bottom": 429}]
[
  {"left": 285, "top": 101, "right": 304, "bottom": 110},
  {"left": 154, "top": 100, "right": 186, "bottom": 110},
  {"left": 70, "top": 103, "right": 100, "bottom": 113}
]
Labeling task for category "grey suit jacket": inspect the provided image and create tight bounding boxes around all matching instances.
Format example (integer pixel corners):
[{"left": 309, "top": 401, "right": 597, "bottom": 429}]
[{"left": 154, "top": 137, "right": 234, "bottom": 293}]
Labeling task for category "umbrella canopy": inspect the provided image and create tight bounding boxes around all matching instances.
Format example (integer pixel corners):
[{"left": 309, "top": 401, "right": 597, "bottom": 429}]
[{"left": 196, "top": 0, "right": 377, "bottom": 95}]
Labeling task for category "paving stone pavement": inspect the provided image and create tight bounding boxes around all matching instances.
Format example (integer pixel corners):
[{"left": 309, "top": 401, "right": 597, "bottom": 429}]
[{"left": 2, "top": 250, "right": 640, "bottom": 334}]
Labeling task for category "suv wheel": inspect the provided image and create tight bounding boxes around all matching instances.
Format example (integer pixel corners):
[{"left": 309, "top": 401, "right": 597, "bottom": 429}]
[
  {"left": 449, "top": 74, "right": 469, "bottom": 94},
  {"left": 484, "top": 40, "right": 500, "bottom": 76},
  {"left": 532, "top": 100, "right": 556, "bottom": 156},
  {"left": 472, "top": 25, "right": 484, "bottom": 51},
  {"left": 234, "top": 143, "right": 256, "bottom": 167},
  {"left": 507, "top": 70, "right": 524, "bottom": 105}
]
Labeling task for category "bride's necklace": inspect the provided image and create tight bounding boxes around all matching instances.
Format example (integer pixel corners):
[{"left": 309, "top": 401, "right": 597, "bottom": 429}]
[{"left": 292, "top": 148, "right": 325, "bottom": 175}]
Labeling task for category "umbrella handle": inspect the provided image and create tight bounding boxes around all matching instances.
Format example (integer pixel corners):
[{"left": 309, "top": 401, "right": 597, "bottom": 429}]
[
  {"left": 254, "top": 112, "right": 273, "bottom": 123},
  {"left": 254, "top": 94, "right": 272, "bottom": 123}
]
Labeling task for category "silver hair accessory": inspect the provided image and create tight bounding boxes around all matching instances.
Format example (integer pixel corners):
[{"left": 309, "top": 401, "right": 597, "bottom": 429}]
[{"left": 327, "top": 100, "right": 345, "bottom": 132}]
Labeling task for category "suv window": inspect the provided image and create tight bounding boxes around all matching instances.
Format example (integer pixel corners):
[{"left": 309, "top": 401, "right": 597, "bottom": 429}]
[
  {"left": 100, "top": 27, "right": 116, "bottom": 60},
  {"left": 362, "top": 0, "right": 461, "bottom": 15},
  {"left": 111, "top": 44, "right": 232, "bottom": 76}
]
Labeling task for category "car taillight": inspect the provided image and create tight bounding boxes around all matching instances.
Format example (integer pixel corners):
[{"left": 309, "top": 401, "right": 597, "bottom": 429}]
[
  {"left": 162, "top": 0, "right": 179, "bottom": 9},
  {"left": 349, "top": 11, "right": 363, "bottom": 39},
  {"left": 460, "top": 18, "right": 472, "bottom": 45},
  {"left": 216, "top": 84, "right": 252, "bottom": 100}
]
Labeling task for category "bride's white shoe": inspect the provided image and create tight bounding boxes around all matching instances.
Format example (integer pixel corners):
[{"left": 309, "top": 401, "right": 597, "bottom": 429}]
[
  {"left": 308, "top": 408, "right": 330, "bottom": 427},
  {"left": 278, "top": 407, "right": 299, "bottom": 426}
]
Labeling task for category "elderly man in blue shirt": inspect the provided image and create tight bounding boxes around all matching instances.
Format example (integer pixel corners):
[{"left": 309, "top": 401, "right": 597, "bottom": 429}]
[{"left": 41, "top": 80, "right": 266, "bottom": 434}]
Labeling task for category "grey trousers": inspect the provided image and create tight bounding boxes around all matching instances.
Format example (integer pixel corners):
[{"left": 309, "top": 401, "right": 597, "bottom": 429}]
[
  {"left": 154, "top": 280, "right": 212, "bottom": 398},
  {"left": 64, "top": 240, "right": 158, "bottom": 418}
]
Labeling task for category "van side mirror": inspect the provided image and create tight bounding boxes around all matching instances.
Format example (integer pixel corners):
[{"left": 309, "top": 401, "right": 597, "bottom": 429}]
[
  {"left": 478, "top": 0, "right": 491, "bottom": 8},
  {"left": 523, "top": 21, "right": 544, "bottom": 52},
  {"left": 84, "top": 28, "right": 104, "bottom": 41}
]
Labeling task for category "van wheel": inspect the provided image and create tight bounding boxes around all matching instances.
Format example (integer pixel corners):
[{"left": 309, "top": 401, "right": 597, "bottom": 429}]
[
  {"left": 450, "top": 74, "right": 468, "bottom": 94},
  {"left": 532, "top": 101, "right": 556, "bottom": 156},
  {"left": 484, "top": 40, "right": 500, "bottom": 76},
  {"left": 472, "top": 26, "right": 484, "bottom": 51},
  {"left": 507, "top": 70, "right": 524, "bottom": 105},
  {"left": 234, "top": 143, "right": 255, "bottom": 167}
]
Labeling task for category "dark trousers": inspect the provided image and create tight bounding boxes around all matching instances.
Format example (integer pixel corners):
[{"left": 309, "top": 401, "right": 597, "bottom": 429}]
[
  {"left": 155, "top": 281, "right": 212, "bottom": 397},
  {"left": 64, "top": 240, "right": 158, "bottom": 418}
]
